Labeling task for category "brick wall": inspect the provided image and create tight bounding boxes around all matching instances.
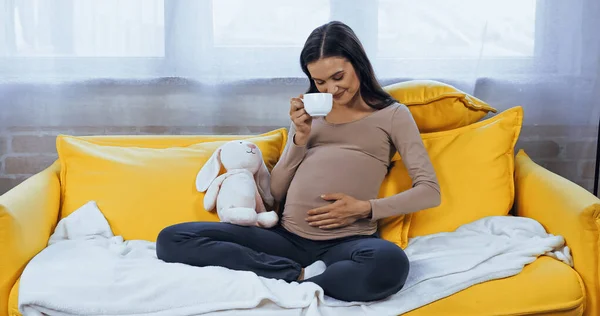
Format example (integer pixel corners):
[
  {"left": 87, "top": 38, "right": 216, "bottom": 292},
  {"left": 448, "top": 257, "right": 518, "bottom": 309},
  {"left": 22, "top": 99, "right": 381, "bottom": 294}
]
[
  {"left": 516, "top": 125, "right": 598, "bottom": 192},
  {"left": 1, "top": 77, "right": 598, "bottom": 196},
  {"left": 1, "top": 124, "right": 597, "bottom": 195}
]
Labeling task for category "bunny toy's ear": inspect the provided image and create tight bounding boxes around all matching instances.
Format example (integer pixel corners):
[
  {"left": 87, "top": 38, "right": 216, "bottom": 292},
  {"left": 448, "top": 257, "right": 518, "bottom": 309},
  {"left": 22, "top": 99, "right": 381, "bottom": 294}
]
[
  {"left": 254, "top": 147, "right": 274, "bottom": 208},
  {"left": 196, "top": 146, "right": 223, "bottom": 192}
]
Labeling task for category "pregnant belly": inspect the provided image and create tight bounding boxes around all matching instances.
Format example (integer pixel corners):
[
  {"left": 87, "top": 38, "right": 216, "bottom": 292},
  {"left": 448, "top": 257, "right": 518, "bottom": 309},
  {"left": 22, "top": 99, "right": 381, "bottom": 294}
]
[
  {"left": 281, "top": 170, "right": 381, "bottom": 240},
  {"left": 288, "top": 150, "right": 386, "bottom": 202},
  {"left": 283, "top": 150, "right": 386, "bottom": 225}
]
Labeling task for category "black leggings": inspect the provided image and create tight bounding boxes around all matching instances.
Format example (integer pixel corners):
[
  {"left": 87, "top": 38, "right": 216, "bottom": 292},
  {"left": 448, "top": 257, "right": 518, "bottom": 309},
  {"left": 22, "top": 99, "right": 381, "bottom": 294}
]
[{"left": 155, "top": 222, "right": 409, "bottom": 302}]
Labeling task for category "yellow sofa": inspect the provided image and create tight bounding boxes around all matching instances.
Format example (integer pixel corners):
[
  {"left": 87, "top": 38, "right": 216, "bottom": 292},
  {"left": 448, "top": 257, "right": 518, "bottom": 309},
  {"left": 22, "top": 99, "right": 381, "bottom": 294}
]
[
  {"left": 1, "top": 81, "right": 599, "bottom": 315},
  {"left": 1, "top": 134, "right": 599, "bottom": 316}
]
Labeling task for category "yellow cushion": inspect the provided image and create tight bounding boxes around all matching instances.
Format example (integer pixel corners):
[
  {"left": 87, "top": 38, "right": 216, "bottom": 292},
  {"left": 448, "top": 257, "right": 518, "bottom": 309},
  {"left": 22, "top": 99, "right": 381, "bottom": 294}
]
[
  {"left": 7, "top": 257, "right": 584, "bottom": 316},
  {"left": 404, "top": 256, "right": 585, "bottom": 315},
  {"left": 77, "top": 128, "right": 287, "bottom": 149},
  {"left": 378, "top": 106, "right": 523, "bottom": 241},
  {"left": 8, "top": 278, "right": 19, "bottom": 316},
  {"left": 384, "top": 80, "right": 497, "bottom": 133},
  {"left": 377, "top": 163, "right": 413, "bottom": 249},
  {"left": 56, "top": 130, "right": 286, "bottom": 242}
]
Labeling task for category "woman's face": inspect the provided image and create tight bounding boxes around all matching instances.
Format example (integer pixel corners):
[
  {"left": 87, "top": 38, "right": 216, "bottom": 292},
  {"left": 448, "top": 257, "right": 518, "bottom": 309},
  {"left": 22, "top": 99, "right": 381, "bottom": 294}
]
[{"left": 307, "top": 57, "right": 361, "bottom": 106}]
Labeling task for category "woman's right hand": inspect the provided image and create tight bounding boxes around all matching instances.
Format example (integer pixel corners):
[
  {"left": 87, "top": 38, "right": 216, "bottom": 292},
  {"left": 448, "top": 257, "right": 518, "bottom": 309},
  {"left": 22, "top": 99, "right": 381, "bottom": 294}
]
[{"left": 289, "top": 94, "right": 312, "bottom": 146}]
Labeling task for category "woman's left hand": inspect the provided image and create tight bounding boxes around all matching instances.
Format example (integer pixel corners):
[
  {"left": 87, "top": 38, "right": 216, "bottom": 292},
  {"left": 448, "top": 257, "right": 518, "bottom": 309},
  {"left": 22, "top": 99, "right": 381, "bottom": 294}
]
[{"left": 305, "top": 193, "right": 372, "bottom": 229}]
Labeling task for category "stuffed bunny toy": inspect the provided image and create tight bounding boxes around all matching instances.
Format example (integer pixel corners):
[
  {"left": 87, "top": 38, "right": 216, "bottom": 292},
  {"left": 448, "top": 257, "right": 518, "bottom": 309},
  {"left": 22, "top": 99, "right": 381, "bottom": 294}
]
[{"left": 195, "top": 140, "right": 279, "bottom": 228}]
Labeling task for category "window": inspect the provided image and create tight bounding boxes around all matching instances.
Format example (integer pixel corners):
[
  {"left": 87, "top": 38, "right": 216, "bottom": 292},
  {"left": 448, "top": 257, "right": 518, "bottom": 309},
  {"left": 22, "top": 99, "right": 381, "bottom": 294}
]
[
  {"left": 377, "top": 0, "right": 536, "bottom": 59},
  {"left": 373, "top": 0, "right": 538, "bottom": 77},
  {"left": 212, "top": 0, "right": 329, "bottom": 48},
  {"left": 0, "top": 0, "right": 550, "bottom": 81},
  {"left": 5, "top": 0, "right": 164, "bottom": 57}
]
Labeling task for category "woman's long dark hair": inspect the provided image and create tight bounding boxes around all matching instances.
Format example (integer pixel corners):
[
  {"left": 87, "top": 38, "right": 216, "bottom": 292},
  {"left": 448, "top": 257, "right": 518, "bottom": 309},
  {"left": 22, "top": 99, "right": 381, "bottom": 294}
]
[{"left": 300, "top": 21, "right": 395, "bottom": 110}]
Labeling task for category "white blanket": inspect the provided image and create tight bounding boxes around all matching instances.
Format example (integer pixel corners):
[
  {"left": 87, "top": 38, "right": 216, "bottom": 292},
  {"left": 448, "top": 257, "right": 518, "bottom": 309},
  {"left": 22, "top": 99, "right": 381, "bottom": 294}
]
[{"left": 18, "top": 201, "right": 573, "bottom": 316}]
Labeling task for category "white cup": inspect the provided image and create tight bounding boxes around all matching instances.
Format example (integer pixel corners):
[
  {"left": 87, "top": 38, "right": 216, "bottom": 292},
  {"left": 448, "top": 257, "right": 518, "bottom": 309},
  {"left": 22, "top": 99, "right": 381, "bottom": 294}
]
[{"left": 301, "top": 93, "right": 333, "bottom": 117}]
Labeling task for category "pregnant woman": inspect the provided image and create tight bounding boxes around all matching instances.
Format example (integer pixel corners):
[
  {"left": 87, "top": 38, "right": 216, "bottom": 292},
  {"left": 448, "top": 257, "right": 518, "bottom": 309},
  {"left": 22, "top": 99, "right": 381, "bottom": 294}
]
[{"left": 156, "top": 21, "right": 441, "bottom": 302}]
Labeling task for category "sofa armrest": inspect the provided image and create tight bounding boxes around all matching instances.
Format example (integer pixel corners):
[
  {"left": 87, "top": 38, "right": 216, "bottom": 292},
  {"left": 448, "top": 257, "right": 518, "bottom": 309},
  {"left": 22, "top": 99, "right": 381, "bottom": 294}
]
[
  {"left": 514, "top": 150, "right": 600, "bottom": 316},
  {"left": 0, "top": 161, "right": 61, "bottom": 316}
]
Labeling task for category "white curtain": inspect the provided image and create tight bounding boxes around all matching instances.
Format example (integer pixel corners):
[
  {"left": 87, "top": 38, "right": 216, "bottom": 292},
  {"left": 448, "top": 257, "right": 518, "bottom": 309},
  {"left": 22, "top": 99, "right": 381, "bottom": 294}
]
[
  {"left": 0, "top": 0, "right": 555, "bottom": 81},
  {"left": 1, "top": 0, "right": 599, "bottom": 190}
]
